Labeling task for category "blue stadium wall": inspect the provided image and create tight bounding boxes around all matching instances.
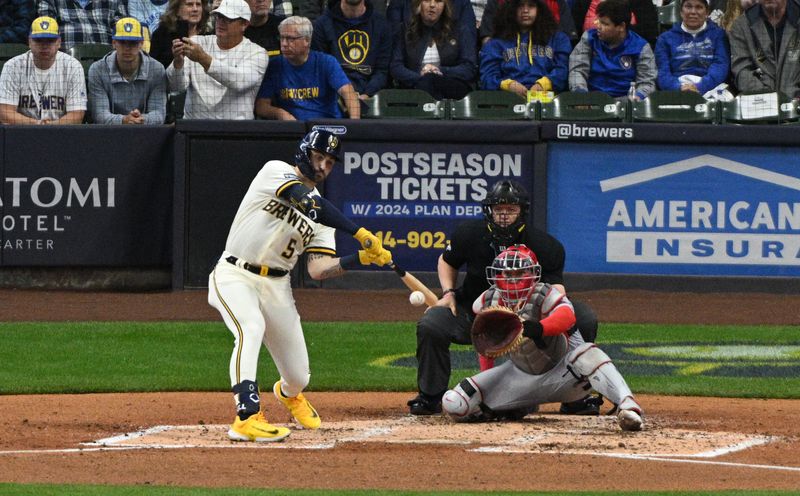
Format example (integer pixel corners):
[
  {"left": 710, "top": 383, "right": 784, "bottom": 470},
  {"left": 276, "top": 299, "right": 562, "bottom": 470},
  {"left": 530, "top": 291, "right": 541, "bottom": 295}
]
[{"left": 1, "top": 120, "right": 798, "bottom": 293}]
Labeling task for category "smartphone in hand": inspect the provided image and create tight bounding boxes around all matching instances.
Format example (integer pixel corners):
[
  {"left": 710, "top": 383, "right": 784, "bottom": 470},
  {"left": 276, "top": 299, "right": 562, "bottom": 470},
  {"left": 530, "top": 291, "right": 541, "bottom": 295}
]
[{"left": 172, "top": 19, "right": 190, "bottom": 41}]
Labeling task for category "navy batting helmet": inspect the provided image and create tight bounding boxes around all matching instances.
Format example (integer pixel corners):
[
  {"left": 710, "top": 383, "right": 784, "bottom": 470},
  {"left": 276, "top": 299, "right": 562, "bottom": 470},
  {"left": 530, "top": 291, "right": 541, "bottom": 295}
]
[
  {"left": 295, "top": 130, "right": 342, "bottom": 180},
  {"left": 482, "top": 180, "right": 530, "bottom": 247}
]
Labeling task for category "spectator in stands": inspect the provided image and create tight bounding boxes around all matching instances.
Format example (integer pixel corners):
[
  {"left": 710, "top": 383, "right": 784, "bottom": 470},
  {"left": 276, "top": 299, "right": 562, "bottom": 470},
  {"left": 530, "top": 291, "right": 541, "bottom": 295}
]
[
  {"left": 480, "top": 0, "right": 577, "bottom": 45},
  {"left": 390, "top": 0, "right": 476, "bottom": 99},
  {"left": 37, "top": 0, "right": 128, "bottom": 48},
  {"left": 730, "top": 0, "right": 800, "bottom": 98},
  {"left": 290, "top": 0, "right": 326, "bottom": 20},
  {"left": 655, "top": 0, "right": 729, "bottom": 96},
  {"left": 244, "top": 0, "right": 285, "bottom": 56},
  {"left": 167, "top": 0, "right": 268, "bottom": 119},
  {"left": 255, "top": 16, "right": 361, "bottom": 119},
  {"left": 480, "top": 0, "right": 570, "bottom": 97},
  {"left": 0, "top": 0, "right": 36, "bottom": 44},
  {"left": 388, "top": 0, "right": 477, "bottom": 52},
  {"left": 88, "top": 17, "right": 167, "bottom": 124},
  {"left": 568, "top": 0, "right": 656, "bottom": 100},
  {"left": 572, "top": 0, "right": 658, "bottom": 46},
  {"left": 716, "top": 0, "right": 747, "bottom": 31},
  {"left": 128, "top": 0, "right": 171, "bottom": 51},
  {"left": 313, "top": 0, "right": 392, "bottom": 103},
  {"left": 151, "top": 0, "right": 212, "bottom": 69},
  {"left": 0, "top": 16, "right": 86, "bottom": 124}
]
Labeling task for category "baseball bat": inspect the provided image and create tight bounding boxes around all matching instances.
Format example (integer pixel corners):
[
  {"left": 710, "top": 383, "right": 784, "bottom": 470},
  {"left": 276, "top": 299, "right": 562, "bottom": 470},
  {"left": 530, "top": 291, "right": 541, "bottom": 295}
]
[
  {"left": 361, "top": 235, "right": 439, "bottom": 307},
  {"left": 389, "top": 261, "right": 440, "bottom": 307}
]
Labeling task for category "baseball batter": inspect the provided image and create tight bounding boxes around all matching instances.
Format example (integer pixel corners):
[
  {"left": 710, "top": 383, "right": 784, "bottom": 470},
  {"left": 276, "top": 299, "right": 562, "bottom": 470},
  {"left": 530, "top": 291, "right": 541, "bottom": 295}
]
[
  {"left": 441, "top": 245, "right": 644, "bottom": 431},
  {"left": 208, "top": 129, "right": 391, "bottom": 442}
]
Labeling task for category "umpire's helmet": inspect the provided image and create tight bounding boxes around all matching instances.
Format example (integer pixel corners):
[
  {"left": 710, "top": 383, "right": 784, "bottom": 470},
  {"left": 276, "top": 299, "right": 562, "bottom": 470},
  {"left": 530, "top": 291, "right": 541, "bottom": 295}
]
[
  {"left": 295, "top": 129, "right": 343, "bottom": 181},
  {"left": 482, "top": 180, "right": 530, "bottom": 247}
]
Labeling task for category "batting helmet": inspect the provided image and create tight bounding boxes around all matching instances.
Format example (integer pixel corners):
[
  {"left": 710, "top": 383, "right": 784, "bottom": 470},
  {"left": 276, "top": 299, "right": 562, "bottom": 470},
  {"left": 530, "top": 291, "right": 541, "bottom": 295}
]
[
  {"left": 295, "top": 130, "right": 343, "bottom": 181},
  {"left": 486, "top": 244, "right": 541, "bottom": 308},
  {"left": 482, "top": 180, "right": 530, "bottom": 247}
]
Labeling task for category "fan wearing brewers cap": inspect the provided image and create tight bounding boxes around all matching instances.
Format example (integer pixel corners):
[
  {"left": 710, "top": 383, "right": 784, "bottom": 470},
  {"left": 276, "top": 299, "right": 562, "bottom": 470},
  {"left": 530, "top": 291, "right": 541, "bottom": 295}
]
[
  {"left": 0, "top": 16, "right": 87, "bottom": 125},
  {"left": 654, "top": 0, "right": 730, "bottom": 96},
  {"left": 87, "top": 17, "right": 168, "bottom": 124},
  {"left": 166, "top": 0, "right": 269, "bottom": 119}
]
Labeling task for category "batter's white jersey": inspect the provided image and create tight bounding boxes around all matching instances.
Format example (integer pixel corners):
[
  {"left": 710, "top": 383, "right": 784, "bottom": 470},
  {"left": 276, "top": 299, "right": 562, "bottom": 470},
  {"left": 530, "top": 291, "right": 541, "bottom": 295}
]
[
  {"left": 224, "top": 160, "right": 336, "bottom": 269},
  {"left": 0, "top": 51, "right": 87, "bottom": 121}
]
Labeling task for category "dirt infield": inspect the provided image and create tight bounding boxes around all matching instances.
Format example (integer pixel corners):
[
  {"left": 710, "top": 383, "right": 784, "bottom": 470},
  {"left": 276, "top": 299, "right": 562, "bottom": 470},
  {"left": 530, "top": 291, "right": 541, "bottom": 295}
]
[{"left": 0, "top": 289, "right": 799, "bottom": 491}]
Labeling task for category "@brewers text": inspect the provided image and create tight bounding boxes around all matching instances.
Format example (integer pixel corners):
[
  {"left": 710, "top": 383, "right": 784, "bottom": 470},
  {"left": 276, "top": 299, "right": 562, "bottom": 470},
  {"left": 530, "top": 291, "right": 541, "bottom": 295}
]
[{"left": 556, "top": 123, "right": 634, "bottom": 139}]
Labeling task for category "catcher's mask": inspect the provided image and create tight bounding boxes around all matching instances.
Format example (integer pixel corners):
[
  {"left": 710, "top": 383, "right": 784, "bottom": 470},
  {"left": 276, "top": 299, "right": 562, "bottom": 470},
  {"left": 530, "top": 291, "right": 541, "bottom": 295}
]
[
  {"left": 295, "top": 130, "right": 342, "bottom": 181},
  {"left": 486, "top": 244, "right": 541, "bottom": 307},
  {"left": 481, "top": 180, "right": 530, "bottom": 247}
]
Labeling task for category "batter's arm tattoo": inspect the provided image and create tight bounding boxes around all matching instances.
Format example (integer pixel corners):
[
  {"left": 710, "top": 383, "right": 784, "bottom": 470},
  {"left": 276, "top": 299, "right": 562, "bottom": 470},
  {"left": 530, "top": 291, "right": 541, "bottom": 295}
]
[{"left": 307, "top": 253, "right": 346, "bottom": 280}]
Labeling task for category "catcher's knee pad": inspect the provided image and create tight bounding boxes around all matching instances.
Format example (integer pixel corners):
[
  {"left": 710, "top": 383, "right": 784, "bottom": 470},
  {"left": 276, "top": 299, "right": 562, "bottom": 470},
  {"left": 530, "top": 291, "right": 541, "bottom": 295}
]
[
  {"left": 568, "top": 343, "right": 612, "bottom": 378},
  {"left": 442, "top": 378, "right": 482, "bottom": 420},
  {"left": 568, "top": 343, "right": 635, "bottom": 409}
]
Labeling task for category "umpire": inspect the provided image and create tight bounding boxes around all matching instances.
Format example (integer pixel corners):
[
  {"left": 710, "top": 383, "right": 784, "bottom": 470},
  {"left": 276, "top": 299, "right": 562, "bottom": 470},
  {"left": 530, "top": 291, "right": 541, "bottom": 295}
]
[{"left": 407, "top": 179, "right": 600, "bottom": 416}]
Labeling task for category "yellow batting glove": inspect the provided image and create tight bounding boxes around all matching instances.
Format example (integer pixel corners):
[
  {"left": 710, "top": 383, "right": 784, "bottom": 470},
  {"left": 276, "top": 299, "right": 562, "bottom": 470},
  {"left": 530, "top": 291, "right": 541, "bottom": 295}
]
[
  {"left": 370, "top": 248, "right": 393, "bottom": 267},
  {"left": 357, "top": 250, "right": 372, "bottom": 266},
  {"left": 354, "top": 227, "right": 383, "bottom": 255}
]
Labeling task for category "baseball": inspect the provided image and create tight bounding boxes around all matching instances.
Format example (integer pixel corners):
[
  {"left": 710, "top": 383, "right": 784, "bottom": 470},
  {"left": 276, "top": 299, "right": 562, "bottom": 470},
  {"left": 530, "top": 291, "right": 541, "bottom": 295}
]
[{"left": 409, "top": 291, "right": 425, "bottom": 306}]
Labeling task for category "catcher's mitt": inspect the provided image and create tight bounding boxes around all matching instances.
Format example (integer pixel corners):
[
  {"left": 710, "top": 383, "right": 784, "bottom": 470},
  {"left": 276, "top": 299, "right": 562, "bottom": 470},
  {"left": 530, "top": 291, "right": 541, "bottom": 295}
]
[{"left": 471, "top": 306, "right": 525, "bottom": 358}]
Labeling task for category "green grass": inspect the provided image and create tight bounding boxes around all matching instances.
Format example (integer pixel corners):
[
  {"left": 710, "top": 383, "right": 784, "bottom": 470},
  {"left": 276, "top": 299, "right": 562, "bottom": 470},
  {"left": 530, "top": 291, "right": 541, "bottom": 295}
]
[
  {"left": 0, "top": 321, "right": 798, "bottom": 398},
  {"left": 0, "top": 486, "right": 797, "bottom": 496}
]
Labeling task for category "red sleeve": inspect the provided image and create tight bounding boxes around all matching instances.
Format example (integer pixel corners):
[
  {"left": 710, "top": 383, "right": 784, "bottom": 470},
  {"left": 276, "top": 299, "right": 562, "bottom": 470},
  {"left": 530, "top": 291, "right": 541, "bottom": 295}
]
[{"left": 540, "top": 305, "right": 576, "bottom": 336}]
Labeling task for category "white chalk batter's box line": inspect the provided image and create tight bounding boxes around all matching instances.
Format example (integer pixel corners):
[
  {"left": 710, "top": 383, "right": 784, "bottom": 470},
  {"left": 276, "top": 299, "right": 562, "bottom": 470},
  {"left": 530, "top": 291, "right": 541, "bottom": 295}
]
[{"left": 1, "top": 417, "right": 798, "bottom": 473}]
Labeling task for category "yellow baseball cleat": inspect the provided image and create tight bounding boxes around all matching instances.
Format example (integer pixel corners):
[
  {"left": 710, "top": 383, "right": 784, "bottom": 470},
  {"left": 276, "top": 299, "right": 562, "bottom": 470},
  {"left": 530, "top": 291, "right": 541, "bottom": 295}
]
[
  {"left": 228, "top": 411, "right": 291, "bottom": 442},
  {"left": 273, "top": 380, "right": 321, "bottom": 429}
]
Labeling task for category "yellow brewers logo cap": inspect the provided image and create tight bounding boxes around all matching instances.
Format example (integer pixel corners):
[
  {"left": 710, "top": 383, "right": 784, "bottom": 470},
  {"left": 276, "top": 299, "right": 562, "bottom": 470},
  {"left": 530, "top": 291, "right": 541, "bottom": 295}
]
[
  {"left": 113, "top": 17, "right": 144, "bottom": 41},
  {"left": 30, "top": 16, "right": 60, "bottom": 39}
]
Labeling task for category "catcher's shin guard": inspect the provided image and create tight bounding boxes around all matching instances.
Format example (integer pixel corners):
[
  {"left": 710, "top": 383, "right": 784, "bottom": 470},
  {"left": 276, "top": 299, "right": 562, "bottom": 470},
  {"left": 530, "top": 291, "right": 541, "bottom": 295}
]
[
  {"left": 568, "top": 343, "right": 642, "bottom": 416},
  {"left": 442, "top": 378, "right": 483, "bottom": 421}
]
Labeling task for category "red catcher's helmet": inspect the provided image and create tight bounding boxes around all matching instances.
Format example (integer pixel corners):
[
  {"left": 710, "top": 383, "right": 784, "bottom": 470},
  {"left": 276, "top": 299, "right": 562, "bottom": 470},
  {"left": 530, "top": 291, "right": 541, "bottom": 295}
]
[{"left": 485, "top": 244, "right": 541, "bottom": 307}]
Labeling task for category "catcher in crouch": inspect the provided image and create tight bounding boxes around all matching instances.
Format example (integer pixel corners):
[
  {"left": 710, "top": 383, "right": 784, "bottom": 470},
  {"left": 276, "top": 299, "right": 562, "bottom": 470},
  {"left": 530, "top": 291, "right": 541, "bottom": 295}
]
[{"left": 441, "top": 244, "right": 644, "bottom": 431}]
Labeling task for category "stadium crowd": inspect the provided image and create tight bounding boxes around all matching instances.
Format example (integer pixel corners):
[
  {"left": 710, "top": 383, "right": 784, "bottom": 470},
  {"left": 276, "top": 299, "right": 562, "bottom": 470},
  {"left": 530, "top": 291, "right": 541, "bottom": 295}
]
[{"left": 0, "top": 0, "right": 796, "bottom": 124}]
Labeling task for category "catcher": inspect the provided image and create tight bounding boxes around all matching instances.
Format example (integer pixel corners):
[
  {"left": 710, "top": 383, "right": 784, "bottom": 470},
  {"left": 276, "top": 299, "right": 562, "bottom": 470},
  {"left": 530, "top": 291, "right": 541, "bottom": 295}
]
[{"left": 441, "top": 244, "right": 644, "bottom": 431}]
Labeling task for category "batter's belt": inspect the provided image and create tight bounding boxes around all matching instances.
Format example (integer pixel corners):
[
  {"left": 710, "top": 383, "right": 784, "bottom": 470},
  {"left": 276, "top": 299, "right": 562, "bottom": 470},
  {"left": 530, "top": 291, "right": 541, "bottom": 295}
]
[{"left": 225, "top": 256, "right": 289, "bottom": 277}]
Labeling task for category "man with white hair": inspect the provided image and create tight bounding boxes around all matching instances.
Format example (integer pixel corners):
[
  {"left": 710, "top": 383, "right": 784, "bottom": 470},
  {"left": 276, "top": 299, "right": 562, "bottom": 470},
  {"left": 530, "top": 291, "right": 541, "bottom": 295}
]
[
  {"left": 255, "top": 16, "right": 360, "bottom": 119},
  {"left": 167, "top": 0, "right": 269, "bottom": 119},
  {"left": 730, "top": 0, "right": 800, "bottom": 98}
]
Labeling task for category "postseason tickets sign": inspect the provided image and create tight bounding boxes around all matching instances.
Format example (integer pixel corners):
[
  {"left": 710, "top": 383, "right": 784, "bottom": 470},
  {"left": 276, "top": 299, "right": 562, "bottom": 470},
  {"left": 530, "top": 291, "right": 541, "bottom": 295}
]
[{"left": 326, "top": 142, "right": 535, "bottom": 271}]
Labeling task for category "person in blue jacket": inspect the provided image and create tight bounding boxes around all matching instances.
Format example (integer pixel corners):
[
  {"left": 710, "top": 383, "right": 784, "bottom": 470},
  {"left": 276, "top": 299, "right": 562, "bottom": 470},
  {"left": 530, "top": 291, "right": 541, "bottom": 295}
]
[
  {"left": 390, "top": 0, "right": 477, "bottom": 99},
  {"left": 567, "top": 0, "right": 656, "bottom": 100},
  {"left": 654, "top": 0, "right": 730, "bottom": 94},
  {"left": 480, "top": 0, "right": 571, "bottom": 97},
  {"left": 312, "top": 0, "right": 393, "bottom": 101}
]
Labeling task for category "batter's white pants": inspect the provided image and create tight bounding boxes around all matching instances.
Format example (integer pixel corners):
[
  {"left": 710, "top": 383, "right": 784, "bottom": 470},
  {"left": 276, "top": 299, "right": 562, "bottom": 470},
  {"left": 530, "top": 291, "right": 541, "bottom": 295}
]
[{"left": 208, "top": 259, "right": 310, "bottom": 397}]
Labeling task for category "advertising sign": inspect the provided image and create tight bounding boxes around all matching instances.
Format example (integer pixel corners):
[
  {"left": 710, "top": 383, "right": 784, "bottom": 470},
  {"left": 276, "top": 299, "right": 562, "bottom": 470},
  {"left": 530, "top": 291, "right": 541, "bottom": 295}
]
[
  {"left": 2, "top": 127, "right": 173, "bottom": 266},
  {"left": 548, "top": 144, "right": 800, "bottom": 277},
  {"left": 326, "top": 142, "right": 534, "bottom": 271}
]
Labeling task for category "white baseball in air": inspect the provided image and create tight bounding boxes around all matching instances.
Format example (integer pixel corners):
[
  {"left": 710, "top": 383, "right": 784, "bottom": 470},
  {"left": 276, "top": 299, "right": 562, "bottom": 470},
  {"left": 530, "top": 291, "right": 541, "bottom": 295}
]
[{"left": 409, "top": 291, "right": 425, "bottom": 306}]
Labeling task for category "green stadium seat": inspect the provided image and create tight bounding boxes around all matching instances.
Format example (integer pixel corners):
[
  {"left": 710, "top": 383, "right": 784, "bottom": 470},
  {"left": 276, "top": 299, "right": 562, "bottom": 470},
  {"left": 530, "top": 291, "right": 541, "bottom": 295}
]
[
  {"left": 540, "top": 91, "right": 626, "bottom": 121},
  {"left": 719, "top": 92, "right": 798, "bottom": 125},
  {"left": 449, "top": 90, "right": 530, "bottom": 120},
  {"left": 631, "top": 91, "right": 718, "bottom": 123},
  {"left": 68, "top": 43, "right": 113, "bottom": 79},
  {"left": 657, "top": 1, "right": 680, "bottom": 32},
  {"left": 362, "top": 89, "right": 446, "bottom": 119}
]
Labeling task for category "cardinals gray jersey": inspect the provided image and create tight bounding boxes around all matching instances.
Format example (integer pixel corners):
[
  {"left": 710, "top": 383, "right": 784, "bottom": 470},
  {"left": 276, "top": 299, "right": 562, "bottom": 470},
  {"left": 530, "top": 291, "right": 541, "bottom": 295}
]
[
  {"left": 223, "top": 160, "right": 336, "bottom": 270},
  {"left": 474, "top": 283, "right": 575, "bottom": 375}
]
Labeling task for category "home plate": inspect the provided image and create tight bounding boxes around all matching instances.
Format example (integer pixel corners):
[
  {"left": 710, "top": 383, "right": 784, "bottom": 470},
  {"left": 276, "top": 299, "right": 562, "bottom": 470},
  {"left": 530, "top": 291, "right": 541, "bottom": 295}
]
[{"left": 83, "top": 414, "right": 777, "bottom": 458}]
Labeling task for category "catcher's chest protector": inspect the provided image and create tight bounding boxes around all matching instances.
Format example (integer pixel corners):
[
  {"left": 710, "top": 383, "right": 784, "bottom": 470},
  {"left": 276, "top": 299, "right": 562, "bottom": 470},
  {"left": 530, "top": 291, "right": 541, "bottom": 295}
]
[{"left": 485, "top": 284, "right": 571, "bottom": 375}]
